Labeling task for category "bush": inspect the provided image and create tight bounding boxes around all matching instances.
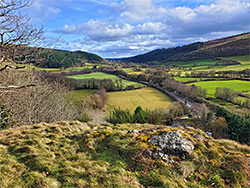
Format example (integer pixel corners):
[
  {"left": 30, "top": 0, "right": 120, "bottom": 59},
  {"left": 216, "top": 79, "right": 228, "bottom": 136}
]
[
  {"left": 133, "top": 106, "right": 150, "bottom": 124},
  {"left": 107, "top": 106, "right": 165, "bottom": 125},
  {"left": 211, "top": 117, "right": 228, "bottom": 139},
  {"left": 106, "top": 108, "right": 133, "bottom": 125},
  {"left": 0, "top": 70, "right": 81, "bottom": 126}
]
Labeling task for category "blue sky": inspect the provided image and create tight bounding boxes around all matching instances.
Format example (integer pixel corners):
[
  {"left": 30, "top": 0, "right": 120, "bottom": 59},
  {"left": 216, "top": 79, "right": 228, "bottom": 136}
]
[{"left": 25, "top": 0, "right": 250, "bottom": 58}]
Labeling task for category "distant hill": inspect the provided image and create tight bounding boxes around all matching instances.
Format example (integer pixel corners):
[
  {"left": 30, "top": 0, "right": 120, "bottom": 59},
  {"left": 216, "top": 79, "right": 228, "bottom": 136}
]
[
  {"left": 0, "top": 45, "right": 103, "bottom": 68},
  {"left": 118, "top": 32, "right": 250, "bottom": 64},
  {"left": 37, "top": 49, "right": 103, "bottom": 68}
]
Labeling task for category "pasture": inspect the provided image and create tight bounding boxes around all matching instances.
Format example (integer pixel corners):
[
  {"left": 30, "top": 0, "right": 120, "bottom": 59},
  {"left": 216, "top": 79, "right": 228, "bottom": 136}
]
[
  {"left": 170, "top": 55, "right": 250, "bottom": 74},
  {"left": 174, "top": 77, "right": 202, "bottom": 82},
  {"left": 165, "top": 59, "right": 216, "bottom": 67},
  {"left": 67, "top": 89, "right": 96, "bottom": 104},
  {"left": 67, "top": 72, "right": 143, "bottom": 88},
  {"left": 67, "top": 66, "right": 93, "bottom": 71},
  {"left": 106, "top": 87, "right": 173, "bottom": 112},
  {"left": 188, "top": 80, "right": 250, "bottom": 96}
]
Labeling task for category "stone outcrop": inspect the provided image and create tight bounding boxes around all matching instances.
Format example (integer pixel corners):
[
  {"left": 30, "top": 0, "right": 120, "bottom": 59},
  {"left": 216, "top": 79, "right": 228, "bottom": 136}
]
[{"left": 148, "top": 131, "right": 194, "bottom": 163}]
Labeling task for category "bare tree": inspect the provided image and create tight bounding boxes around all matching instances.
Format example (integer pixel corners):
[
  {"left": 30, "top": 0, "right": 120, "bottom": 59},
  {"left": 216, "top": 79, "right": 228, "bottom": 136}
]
[
  {"left": 0, "top": 70, "right": 80, "bottom": 127},
  {"left": 0, "top": 0, "right": 44, "bottom": 46}
]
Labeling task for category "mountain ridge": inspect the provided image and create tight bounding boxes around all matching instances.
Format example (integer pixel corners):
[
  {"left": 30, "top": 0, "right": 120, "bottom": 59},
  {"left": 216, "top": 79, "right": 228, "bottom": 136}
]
[{"left": 116, "top": 32, "right": 250, "bottom": 64}]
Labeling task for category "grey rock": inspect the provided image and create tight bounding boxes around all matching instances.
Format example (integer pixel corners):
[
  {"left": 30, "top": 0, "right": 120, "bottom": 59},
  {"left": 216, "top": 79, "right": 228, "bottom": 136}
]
[{"left": 148, "top": 131, "right": 194, "bottom": 163}]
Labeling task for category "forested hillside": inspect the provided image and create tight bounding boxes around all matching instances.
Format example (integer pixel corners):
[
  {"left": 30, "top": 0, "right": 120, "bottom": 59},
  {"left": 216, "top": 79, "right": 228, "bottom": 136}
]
[
  {"left": 38, "top": 49, "right": 103, "bottom": 68},
  {"left": 119, "top": 33, "right": 250, "bottom": 64},
  {"left": 0, "top": 46, "right": 103, "bottom": 68}
]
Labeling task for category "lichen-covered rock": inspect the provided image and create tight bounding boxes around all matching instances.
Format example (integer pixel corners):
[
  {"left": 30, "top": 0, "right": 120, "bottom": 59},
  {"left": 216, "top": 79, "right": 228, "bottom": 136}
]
[{"left": 149, "top": 131, "right": 194, "bottom": 163}]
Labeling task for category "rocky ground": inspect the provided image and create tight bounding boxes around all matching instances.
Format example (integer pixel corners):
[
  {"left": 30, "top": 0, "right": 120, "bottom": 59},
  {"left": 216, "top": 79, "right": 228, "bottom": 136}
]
[{"left": 0, "top": 121, "right": 249, "bottom": 187}]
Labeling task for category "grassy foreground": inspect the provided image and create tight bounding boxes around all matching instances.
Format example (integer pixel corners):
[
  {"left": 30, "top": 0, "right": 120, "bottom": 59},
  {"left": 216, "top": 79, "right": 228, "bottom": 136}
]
[
  {"left": 107, "top": 87, "right": 173, "bottom": 112},
  {"left": 0, "top": 121, "right": 250, "bottom": 187}
]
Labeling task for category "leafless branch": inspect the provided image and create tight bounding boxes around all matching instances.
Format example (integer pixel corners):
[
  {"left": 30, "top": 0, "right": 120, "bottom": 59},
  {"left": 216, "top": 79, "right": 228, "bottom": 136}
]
[
  {"left": 0, "top": 0, "right": 44, "bottom": 46},
  {"left": 0, "top": 84, "right": 35, "bottom": 89}
]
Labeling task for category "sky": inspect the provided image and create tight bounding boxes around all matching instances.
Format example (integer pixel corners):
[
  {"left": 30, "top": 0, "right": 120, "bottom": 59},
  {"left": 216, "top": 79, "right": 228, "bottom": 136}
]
[{"left": 24, "top": 0, "right": 250, "bottom": 58}]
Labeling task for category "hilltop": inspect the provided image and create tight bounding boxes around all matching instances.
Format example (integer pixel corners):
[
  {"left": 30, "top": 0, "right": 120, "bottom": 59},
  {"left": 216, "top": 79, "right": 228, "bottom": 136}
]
[
  {"left": 0, "top": 45, "right": 104, "bottom": 68},
  {"left": 0, "top": 121, "right": 249, "bottom": 187},
  {"left": 118, "top": 33, "right": 250, "bottom": 64}
]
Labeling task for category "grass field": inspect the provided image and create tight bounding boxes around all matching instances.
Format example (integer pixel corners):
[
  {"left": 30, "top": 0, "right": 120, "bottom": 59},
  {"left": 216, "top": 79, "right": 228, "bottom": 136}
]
[
  {"left": 200, "top": 55, "right": 250, "bottom": 72},
  {"left": 174, "top": 77, "right": 202, "bottom": 82},
  {"left": 170, "top": 55, "right": 250, "bottom": 73},
  {"left": 106, "top": 87, "right": 173, "bottom": 112},
  {"left": 67, "top": 89, "right": 96, "bottom": 104},
  {"left": 67, "top": 72, "right": 143, "bottom": 88},
  {"left": 165, "top": 59, "right": 216, "bottom": 67},
  {"left": 188, "top": 80, "right": 250, "bottom": 96},
  {"left": 67, "top": 66, "right": 93, "bottom": 71},
  {"left": 122, "top": 68, "right": 135, "bottom": 73}
]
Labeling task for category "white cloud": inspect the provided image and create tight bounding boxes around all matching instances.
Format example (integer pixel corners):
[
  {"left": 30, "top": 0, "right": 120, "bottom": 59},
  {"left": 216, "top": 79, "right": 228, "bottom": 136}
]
[
  {"left": 78, "top": 20, "right": 134, "bottom": 41},
  {"left": 118, "top": 0, "right": 167, "bottom": 21},
  {"left": 63, "top": 24, "right": 77, "bottom": 33},
  {"left": 35, "top": 0, "right": 250, "bottom": 57},
  {"left": 136, "top": 22, "right": 167, "bottom": 34}
]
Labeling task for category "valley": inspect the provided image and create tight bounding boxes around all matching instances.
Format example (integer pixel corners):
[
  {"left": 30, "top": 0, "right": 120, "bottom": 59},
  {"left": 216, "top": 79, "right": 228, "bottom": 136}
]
[{"left": 1, "top": 31, "right": 250, "bottom": 188}]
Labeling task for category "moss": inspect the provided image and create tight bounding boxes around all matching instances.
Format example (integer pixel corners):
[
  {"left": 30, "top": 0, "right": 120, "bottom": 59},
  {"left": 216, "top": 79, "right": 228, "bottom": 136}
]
[{"left": 0, "top": 122, "right": 250, "bottom": 187}]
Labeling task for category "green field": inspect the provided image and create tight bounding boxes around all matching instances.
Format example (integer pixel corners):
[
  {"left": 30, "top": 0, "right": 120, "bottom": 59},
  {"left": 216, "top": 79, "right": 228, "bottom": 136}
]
[
  {"left": 107, "top": 87, "right": 173, "bottom": 112},
  {"left": 67, "top": 64, "right": 112, "bottom": 71},
  {"left": 122, "top": 68, "right": 135, "bottom": 73},
  {"left": 188, "top": 80, "right": 250, "bottom": 96},
  {"left": 67, "top": 72, "right": 143, "bottom": 88},
  {"left": 67, "top": 66, "right": 93, "bottom": 71},
  {"left": 165, "top": 59, "right": 216, "bottom": 67},
  {"left": 174, "top": 77, "right": 202, "bottom": 82},
  {"left": 67, "top": 89, "right": 96, "bottom": 104},
  {"left": 170, "top": 55, "right": 250, "bottom": 73},
  {"left": 200, "top": 55, "right": 250, "bottom": 72}
]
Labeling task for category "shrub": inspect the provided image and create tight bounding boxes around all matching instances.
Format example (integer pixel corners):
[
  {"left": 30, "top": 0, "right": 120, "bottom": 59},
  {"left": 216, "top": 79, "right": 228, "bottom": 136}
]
[
  {"left": 0, "top": 70, "right": 81, "bottom": 126},
  {"left": 211, "top": 117, "right": 228, "bottom": 139},
  {"left": 106, "top": 108, "right": 133, "bottom": 125},
  {"left": 107, "top": 106, "right": 165, "bottom": 125},
  {"left": 133, "top": 106, "right": 150, "bottom": 124}
]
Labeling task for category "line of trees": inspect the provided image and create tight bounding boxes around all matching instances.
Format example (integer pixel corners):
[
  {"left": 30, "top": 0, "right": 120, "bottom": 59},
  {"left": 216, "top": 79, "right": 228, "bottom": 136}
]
[
  {"left": 162, "top": 78, "right": 207, "bottom": 99},
  {"left": 215, "top": 87, "right": 250, "bottom": 109}
]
